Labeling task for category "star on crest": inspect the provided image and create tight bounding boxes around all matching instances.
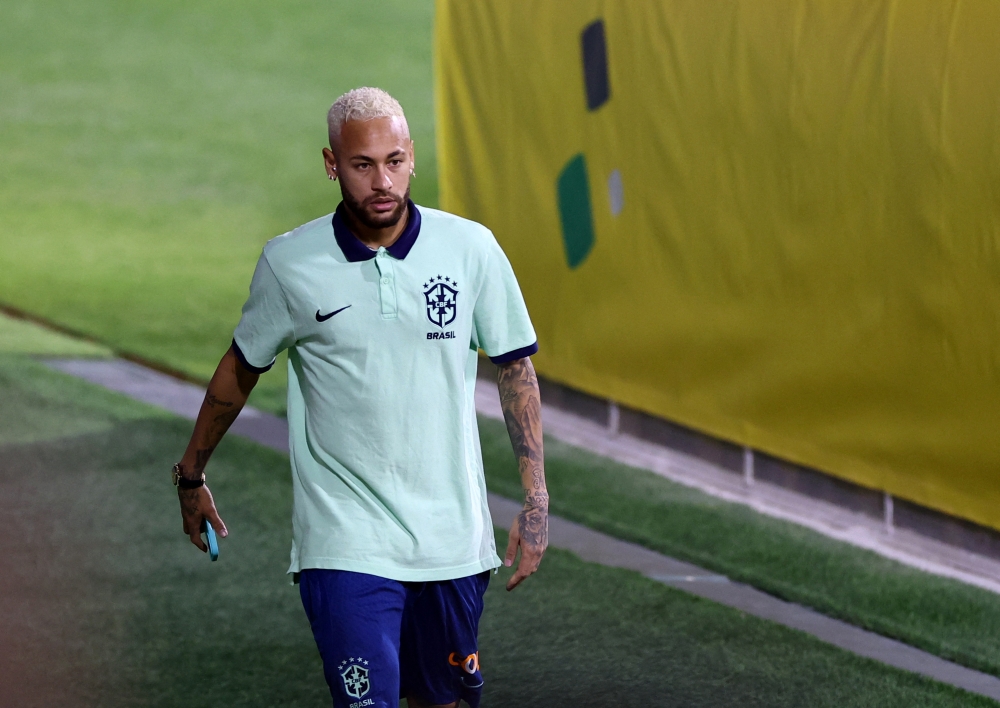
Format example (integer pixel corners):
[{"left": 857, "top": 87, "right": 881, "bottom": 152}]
[{"left": 426, "top": 275, "right": 456, "bottom": 288}]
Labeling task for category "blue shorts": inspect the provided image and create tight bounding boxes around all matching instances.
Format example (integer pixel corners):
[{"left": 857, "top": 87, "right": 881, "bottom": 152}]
[{"left": 299, "top": 569, "right": 490, "bottom": 708}]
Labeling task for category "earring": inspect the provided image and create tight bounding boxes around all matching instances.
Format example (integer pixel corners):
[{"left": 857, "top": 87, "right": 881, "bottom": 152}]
[{"left": 409, "top": 168, "right": 416, "bottom": 178}]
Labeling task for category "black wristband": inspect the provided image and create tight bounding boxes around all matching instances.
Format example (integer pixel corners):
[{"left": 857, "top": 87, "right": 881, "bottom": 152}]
[
  {"left": 172, "top": 463, "right": 205, "bottom": 490},
  {"left": 176, "top": 475, "right": 205, "bottom": 490}
]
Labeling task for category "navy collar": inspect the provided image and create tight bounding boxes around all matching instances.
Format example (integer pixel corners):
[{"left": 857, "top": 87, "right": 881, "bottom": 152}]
[{"left": 332, "top": 199, "right": 421, "bottom": 262}]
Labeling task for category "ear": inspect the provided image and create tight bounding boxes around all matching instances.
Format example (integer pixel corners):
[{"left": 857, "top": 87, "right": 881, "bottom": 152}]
[
  {"left": 408, "top": 139, "right": 416, "bottom": 173},
  {"left": 322, "top": 147, "right": 338, "bottom": 181}
]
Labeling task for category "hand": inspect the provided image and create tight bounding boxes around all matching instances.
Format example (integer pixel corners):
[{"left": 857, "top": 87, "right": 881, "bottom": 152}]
[
  {"left": 504, "top": 496, "right": 548, "bottom": 591},
  {"left": 178, "top": 485, "right": 228, "bottom": 553}
]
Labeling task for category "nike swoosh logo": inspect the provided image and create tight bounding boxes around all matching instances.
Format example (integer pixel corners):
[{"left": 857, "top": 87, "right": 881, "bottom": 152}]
[{"left": 315, "top": 305, "right": 351, "bottom": 322}]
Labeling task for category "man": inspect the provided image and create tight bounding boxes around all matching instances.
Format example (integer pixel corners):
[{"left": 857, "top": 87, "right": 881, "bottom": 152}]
[{"left": 172, "top": 87, "right": 547, "bottom": 708}]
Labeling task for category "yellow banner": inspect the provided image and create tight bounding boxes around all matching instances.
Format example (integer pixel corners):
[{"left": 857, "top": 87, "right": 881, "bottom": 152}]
[{"left": 436, "top": 1, "right": 1000, "bottom": 530}]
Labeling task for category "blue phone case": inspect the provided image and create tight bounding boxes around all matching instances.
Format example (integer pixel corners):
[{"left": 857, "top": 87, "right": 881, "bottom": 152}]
[{"left": 201, "top": 518, "right": 219, "bottom": 561}]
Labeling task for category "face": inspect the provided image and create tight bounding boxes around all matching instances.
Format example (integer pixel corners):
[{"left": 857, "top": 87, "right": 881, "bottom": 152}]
[{"left": 324, "top": 116, "right": 414, "bottom": 230}]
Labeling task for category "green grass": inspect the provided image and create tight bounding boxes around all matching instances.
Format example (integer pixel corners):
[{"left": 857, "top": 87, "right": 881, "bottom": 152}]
[
  {"left": 0, "top": 0, "right": 437, "bottom": 413},
  {"left": 0, "top": 311, "right": 112, "bottom": 358},
  {"left": 1, "top": 354, "right": 994, "bottom": 707},
  {"left": 479, "top": 416, "right": 1000, "bottom": 678}
]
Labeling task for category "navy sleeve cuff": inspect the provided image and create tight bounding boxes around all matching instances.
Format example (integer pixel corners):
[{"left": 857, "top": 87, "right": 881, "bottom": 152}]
[
  {"left": 489, "top": 341, "right": 539, "bottom": 365},
  {"left": 231, "top": 338, "right": 274, "bottom": 374}
]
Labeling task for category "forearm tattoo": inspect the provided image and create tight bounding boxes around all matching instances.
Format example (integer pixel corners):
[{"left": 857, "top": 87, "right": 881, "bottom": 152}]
[
  {"left": 188, "top": 390, "right": 241, "bottom": 475},
  {"left": 497, "top": 358, "right": 548, "bottom": 548}
]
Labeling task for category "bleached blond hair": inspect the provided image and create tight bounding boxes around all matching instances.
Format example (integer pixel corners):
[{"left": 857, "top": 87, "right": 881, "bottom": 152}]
[{"left": 327, "top": 87, "right": 407, "bottom": 145}]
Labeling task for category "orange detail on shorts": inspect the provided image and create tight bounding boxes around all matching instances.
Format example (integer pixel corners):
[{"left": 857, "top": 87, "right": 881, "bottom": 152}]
[{"left": 447, "top": 651, "right": 480, "bottom": 674}]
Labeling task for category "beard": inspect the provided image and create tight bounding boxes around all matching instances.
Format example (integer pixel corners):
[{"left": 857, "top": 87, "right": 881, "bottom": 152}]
[{"left": 341, "top": 183, "right": 411, "bottom": 230}]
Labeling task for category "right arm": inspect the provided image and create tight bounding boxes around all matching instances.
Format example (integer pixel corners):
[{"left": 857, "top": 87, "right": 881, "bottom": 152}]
[{"left": 176, "top": 345, "right": 259, "bottom": 551}]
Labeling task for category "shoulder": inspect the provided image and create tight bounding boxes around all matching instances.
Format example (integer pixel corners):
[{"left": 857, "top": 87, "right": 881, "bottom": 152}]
[
  {"left": 415, "top": 205, "right": 496, "bottom": 250},
  {"left": 260, "top": 213, "right": 335, "bottom": 265}
]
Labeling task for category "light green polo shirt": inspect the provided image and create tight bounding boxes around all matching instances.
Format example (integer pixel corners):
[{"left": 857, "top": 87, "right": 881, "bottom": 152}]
[{"left": 232, "top": 201, "right": 538, "bottom": 581}]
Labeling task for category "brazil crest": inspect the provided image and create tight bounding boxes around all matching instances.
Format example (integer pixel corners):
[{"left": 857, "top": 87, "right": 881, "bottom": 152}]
[
  {"left": 338, "top": 659, "right": 371, "bottom": 700},
  {"left": 424, "top": 275, "right": 459, "bottom": 328}
]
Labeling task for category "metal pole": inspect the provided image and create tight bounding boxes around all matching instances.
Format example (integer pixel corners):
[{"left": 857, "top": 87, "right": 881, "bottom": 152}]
[{"left": 743, "top": 447, "right": 754, "bottom": 487}]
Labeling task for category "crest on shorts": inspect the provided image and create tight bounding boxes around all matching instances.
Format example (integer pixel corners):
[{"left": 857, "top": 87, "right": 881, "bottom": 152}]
[
  {"left": 338, "top": 658, "right": 371, "bottom": 699},
  {"left": 424, "top": 275, "right": 459, "bottom": 328}
]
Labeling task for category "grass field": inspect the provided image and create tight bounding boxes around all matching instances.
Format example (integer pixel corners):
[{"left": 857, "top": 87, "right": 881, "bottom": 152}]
[
  {"left": 2, "top": 346, "right": 995, "bottom": 707},
  {"left": 0, "top": 0, "right": 438, "bottom": 414},
  {"left": 480, "top": 422, "right": 1000, "bottom": 678}
]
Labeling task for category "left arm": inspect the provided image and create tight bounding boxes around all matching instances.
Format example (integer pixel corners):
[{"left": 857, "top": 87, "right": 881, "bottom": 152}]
[{"left": 496, "top": 356, "right": 548, "bottom": 591}]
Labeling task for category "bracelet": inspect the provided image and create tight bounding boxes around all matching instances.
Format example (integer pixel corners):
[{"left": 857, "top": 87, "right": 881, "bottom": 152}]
[{"left": 172, "top": 463, "right": 205, "bottom": 490}]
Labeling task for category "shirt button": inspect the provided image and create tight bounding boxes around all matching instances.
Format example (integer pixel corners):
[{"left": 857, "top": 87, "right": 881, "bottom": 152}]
[{"left": 381, "top": 278, "right": 390, "bottom": 284}]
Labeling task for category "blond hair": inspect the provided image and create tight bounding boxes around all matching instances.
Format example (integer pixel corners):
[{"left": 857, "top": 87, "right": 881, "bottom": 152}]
[{"left": 327, "top": 87, "right": 407, "bottom": 144}]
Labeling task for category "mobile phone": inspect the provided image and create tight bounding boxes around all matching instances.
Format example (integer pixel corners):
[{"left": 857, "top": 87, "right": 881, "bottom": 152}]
[{"left": 201, "top": 518, "right": 219, "bottom": 561}]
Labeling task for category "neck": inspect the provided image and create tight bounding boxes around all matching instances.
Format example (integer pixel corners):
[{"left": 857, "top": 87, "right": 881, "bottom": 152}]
[{"left": 342, "top": 202, "right": 409, "bottom": 250}]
